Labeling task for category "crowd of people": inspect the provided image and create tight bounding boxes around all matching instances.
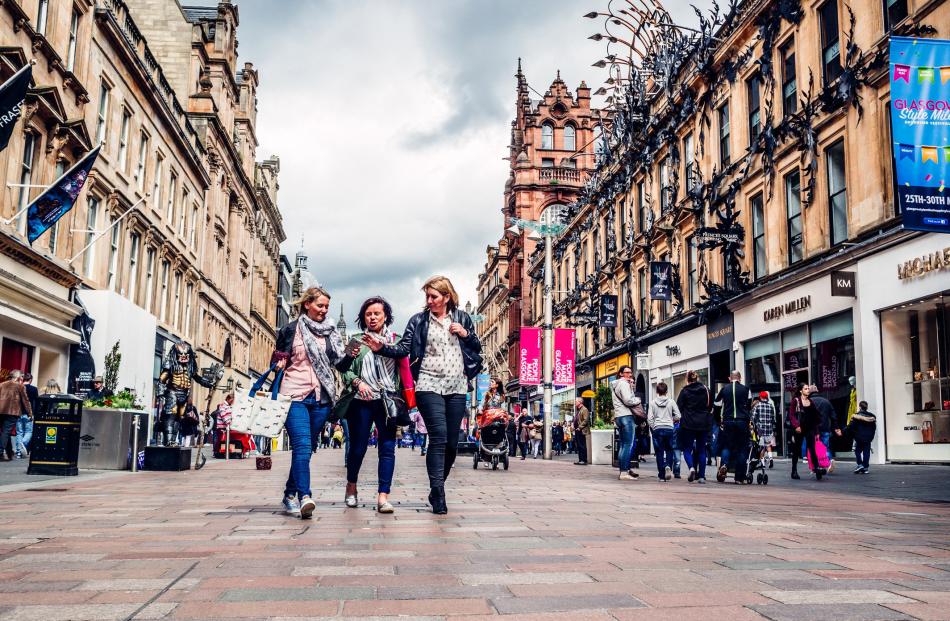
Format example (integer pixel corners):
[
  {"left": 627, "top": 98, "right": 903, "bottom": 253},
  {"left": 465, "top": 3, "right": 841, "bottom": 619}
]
[{"left": 0, "top": 371, "right": 66, "bottom": 460}]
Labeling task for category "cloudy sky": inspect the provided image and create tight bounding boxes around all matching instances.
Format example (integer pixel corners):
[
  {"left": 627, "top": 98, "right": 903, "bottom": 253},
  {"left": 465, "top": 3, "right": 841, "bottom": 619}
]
[{"left": 212, "top": 0, "right": 708, "bottom": 331}]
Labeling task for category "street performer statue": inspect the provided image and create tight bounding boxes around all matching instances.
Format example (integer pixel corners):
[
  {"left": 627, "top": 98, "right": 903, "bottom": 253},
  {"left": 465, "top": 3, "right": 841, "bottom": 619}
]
[{"left": 158, "top": 340, "right": 223, "bottom": 447}]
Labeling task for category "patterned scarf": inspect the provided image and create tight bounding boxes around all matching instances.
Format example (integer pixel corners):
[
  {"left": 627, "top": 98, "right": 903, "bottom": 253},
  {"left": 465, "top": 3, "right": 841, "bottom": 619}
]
[
  {"left": 360, "top": 329, "right": 397, "bottom": 398},
  {"left": 298, "top": 314, "right": 345, "bottom": 404}
]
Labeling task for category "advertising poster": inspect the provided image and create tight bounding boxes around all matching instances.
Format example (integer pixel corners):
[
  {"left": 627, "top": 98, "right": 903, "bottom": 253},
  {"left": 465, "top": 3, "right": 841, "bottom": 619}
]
[
  {"left": 553, "top": 328, "right": 576, "bottom": 387},
  {"left": 650, "top": 261, "right": 673, "bottom": 300},
  {"left": 890, "top": 37, "right": 950, "bottom": 233},
  {"left": 475, "top": 373, "right": 491, "bottom": 403},
  {"left": 519, "top": 327, "right": 542, "bottom": 385},
  {"left": 599, "top": 294, "right": 618, "bottom": 328}
]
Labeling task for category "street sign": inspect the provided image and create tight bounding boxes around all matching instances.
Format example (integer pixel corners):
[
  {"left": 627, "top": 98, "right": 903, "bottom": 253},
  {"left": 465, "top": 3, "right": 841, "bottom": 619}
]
[
  {"left": 830, "top": 270, "right": 856, "bottom": 297},
  {"left": 694, "top": 226, "right": 742, "bottom": 245}
]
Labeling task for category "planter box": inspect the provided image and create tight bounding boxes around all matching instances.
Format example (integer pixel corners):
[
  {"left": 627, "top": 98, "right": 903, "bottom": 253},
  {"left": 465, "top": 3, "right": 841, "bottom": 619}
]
[
  {"left": 590, "top": 428, "right": 614, "bottom": 466},
  {"left": 78, "top": 407, "right": 149, "bottom": 470}
]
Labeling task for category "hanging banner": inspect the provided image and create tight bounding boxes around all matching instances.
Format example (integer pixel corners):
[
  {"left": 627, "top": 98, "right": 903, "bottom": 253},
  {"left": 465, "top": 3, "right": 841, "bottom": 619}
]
[
  {"left": 27, "top": 146, "right": 100, "bottom": 244},
  {"left": 475, "top": 373, "right": 491, "bottom": 404},
  {"left": 599, "top": 294, "right": 618, "bottom": 328},
  {"left": 518, "top": 326, "right": 541, "bottom": 386},
  {"left": 553, "top": 328, "right": 576, "bottom": 387},
  {"left": 890, "top": 37, "right": 950, "bottom": 233},
  {"left": 650, "top": 261, "right": 673, "bottom": 300},
  {"left": 0, "top": 63, "right": 32, "bottom": 152}
]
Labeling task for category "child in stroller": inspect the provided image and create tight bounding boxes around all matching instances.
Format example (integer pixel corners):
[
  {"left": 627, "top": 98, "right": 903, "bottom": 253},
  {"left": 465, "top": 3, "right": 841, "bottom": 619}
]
[{"left": 473, "top": 407, "right": 510, "bottom": 471}]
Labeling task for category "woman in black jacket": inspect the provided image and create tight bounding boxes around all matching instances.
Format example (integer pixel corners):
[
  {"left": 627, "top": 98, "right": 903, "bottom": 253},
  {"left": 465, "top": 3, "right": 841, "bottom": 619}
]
[
  {"left": 364, "top": 275, "right": 481, "bottom": 514},
  {"left": 676, "top": 370, "right": 713, "bottom": 483}
]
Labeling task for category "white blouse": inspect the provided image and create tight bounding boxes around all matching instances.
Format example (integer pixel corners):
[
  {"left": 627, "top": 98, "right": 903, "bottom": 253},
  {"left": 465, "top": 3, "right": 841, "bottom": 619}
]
[{"left": 415, "top": 313, "right": 467, "bottom": 395}]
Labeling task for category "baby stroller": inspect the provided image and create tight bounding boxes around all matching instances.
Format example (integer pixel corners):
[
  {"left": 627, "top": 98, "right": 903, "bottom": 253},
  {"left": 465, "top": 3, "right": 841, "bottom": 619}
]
[
  {"left": 473, "top": 407, "right": 510, "bottom": 471},
  {"left": 747, "top": 424, "right": 769, "bottom": 485}
]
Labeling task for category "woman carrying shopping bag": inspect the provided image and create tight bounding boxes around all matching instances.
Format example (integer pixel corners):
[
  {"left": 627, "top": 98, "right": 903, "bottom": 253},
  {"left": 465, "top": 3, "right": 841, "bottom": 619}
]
[{"left": 272, "top": 287, "right": 356, "bottom": 519}]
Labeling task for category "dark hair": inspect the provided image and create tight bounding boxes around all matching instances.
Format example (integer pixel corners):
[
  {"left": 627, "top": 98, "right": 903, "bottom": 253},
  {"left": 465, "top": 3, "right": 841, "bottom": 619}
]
[
  {"left": 686, "top": 370, "right": 698, "bottom": 383},
  {"left": 656, "top": 382, "right": 668, "bottom": 396},
  {"left": 859, "top": 400, "right": 868, "bottom": 410},
  {"left": 23, "top": 373, "right": 32, "bottom": 382},
  {"left": 490, "top": 377, "right": 505, "bottom": 396},
  {"left": 617, "top": 365, "right": 632, "bottom": 377},
  {"left": 356, "top": 296, "right": 394, "bottom": 331},
  {"left": 794, "top": 382, "right": 805, "bottom": 398}
]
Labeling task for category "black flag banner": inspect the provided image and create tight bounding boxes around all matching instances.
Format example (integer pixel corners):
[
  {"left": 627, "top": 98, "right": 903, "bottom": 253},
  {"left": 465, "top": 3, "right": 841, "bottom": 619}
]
[
  {"left": 0, "top": 63, "right": 32, "bottom": 152},
  {"left": 650, "top": 261, "right": 672, "bottom": 301}
]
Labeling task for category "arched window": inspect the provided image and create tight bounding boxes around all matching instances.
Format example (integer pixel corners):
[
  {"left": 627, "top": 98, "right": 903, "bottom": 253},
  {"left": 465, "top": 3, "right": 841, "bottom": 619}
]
[
  {"left": 541, "top": 123, "right": 554, "bottom": 150},
  {"left": 223, "top": 338, "right": 232, "bottom": 368},
  {"left": 564, "top": 124, "right": 576, "bottom": 152}
]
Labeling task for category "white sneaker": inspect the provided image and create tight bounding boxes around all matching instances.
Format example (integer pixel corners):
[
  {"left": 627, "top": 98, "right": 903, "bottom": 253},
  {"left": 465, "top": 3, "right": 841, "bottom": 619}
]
[
  {"left": 664, "top": 466, "right": 673, "bottom": 481},
  {"left": 828, "top": 460, "right": 836, "bottom": 474},
  {"left": 299, "top": 496, "right": 316, "bottom": 519},
  {"left": 619, "top": 471, "right": 638, "bottom": 481}
]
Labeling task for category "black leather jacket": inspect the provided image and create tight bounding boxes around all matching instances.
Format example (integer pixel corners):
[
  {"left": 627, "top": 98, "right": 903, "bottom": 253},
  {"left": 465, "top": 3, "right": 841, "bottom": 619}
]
[{"left": 378, "top": 309, "right": 482, "bottom": 381}]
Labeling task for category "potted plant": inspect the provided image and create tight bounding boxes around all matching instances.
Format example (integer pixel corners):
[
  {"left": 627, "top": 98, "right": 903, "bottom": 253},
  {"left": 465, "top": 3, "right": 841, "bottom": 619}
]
[
  {"left": 79, "top": 341, "right": 148, "bottom": 470},
  {"left": 590, "top": 383, "right": 615, "bottom": 465}
]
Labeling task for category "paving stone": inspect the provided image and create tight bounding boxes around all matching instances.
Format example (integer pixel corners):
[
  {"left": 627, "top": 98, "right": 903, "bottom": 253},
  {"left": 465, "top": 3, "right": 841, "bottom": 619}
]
[
  {"left": 291, "top": 565, "right": 395, "bottom": 576},
  {"left": 341, "top": 598, "right": 491, "bottom": 616},
  {"left": 4, "top": 604, "right": 140, "bottom": 621},
  {"left": 220, "top": 586, "right": 376, "bottom": 601},
  {"left": 749, "top": 603, "right": 915, "bottom": 621},
  {"left": 608, "top": 606, "right": 770, "bottom": 621},
  {"left": 377, "top": 585, "right": 510, "bottom": 600},
  {"left": 719, "top": 559, "right": 845, "bottom": 571},
  {"left": 759, "top": 589, "right": 916, "bottom": 604},
  {"left": 490, "top": 593, "right": 645, "bottom": 614},
  {"left": 760, "top": 579, "right": 907, "bottom": 591},
  {"left": 459, "top": 571, "right": 592, "bottom": 585}
]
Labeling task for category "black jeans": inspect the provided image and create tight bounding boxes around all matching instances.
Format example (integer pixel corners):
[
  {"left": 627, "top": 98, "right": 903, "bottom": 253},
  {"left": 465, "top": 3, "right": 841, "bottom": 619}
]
[
  {"left": 415, "top": 391, "right": 467, "bottom": 489},
  {"left": 720, "top": 420, "right": 751, "bottom": 481},
  {"left": 854, "top": 439, "right": 871, "bottom": 469},
  {"left": 0, "top": 415, "right": 17, "bottom": 458}
]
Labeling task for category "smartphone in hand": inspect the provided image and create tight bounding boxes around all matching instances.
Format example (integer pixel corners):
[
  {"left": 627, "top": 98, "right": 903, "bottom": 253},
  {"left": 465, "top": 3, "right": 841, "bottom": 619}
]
[{"left": 346, "top": 336, "right": 363, "bottom": 356}]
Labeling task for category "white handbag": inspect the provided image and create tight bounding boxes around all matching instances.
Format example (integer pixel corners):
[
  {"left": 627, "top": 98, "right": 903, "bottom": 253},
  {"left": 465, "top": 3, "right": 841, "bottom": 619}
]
[{"left": 229, "top": 366, "right": 291, "bottom": 438}]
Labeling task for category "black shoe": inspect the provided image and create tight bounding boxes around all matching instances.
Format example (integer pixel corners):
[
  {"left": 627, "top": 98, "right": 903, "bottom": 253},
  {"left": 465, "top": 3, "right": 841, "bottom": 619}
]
[
  {"left": 428, "top": 487, "right": 447, "bottom": 515},
  {"left": 573, "top": 461, "right": 587, "bottom": 465},
  {"left": 791, "top": 471, "right": 800, "bottom": 480}
]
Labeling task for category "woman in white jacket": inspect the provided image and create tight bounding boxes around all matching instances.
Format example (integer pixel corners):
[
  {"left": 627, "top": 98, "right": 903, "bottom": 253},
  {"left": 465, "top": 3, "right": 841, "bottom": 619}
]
[
  {"left": 648, "top": 382, "right": 681, "bottom": 481},
  {"left": 611, "top": 366, "right": 641, "bottom": 481}
]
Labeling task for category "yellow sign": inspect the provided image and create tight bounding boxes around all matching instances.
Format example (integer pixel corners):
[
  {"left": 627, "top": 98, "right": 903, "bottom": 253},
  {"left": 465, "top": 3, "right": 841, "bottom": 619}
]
[
  {"left": 45, "top": 427, "right": 57, "bottom": 444},
  {"left": 596, "top": 353, "right": 631, "bottom": 380}
]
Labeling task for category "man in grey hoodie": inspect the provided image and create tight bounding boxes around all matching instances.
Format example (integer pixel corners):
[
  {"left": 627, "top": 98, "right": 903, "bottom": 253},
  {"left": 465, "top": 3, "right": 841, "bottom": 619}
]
[{"left": 648, "top": 382, "right": 681, "bottom": 481}]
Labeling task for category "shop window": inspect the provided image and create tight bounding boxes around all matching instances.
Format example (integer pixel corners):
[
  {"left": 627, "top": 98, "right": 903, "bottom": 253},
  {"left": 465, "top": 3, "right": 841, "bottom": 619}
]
[
  {"left": 66, "top": 10, "right": 79, "bottom": 72},
  {"left": 751, "top": 193, "right": 766, "bottom": 280},
  {"left": 1, "top": 338, "right": 34, "bottom": 375},
  {"left": 883, "top": 0, "right": 908, "bottom": 31},
  {"left": 785, "top": 171, "right": 803, "bottom": 265},
  {"left": 781, "top": 42, "right": 797, "bottom": 117},
  {"left": 826, "top": 140, "right": 848, "bottom": 246},
  {"left": 819, "top": 0, "right": 842, "bottom": 85}
]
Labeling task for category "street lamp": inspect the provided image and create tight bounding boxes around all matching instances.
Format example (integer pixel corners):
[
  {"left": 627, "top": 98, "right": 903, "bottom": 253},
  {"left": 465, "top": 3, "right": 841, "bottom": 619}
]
[{"left": 508, "top": 206, "right": 566, "bottom": 460}]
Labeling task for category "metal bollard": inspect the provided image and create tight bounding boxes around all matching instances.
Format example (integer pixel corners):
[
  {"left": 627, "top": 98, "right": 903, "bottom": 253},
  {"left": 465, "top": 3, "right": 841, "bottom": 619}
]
[{"left": 131, "top": 413, "right": 140, "bottom": 473}]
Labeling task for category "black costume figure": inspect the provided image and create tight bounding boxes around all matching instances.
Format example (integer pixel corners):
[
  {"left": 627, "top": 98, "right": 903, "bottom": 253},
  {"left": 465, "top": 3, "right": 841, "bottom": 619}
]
[{"left": 158, "top": 341, "right": 221, "bottom": 447}]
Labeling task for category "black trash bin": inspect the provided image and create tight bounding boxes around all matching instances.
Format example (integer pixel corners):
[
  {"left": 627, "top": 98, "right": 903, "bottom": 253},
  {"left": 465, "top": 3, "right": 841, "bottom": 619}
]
[
  {"left": 28, "top": 394, "right": 84, "bottom": 476},
  {"left": 612, "top": 426, "right": 620, "bottom": 468}
]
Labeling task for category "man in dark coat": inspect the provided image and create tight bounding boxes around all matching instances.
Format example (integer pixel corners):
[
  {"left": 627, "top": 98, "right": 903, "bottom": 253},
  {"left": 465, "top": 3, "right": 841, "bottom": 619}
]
[
  {"left": 809, "top": 385, "right": 842, "bottom": 473},
  {"left": 714, "top": 370, "right": 752, "bottom": 483}
]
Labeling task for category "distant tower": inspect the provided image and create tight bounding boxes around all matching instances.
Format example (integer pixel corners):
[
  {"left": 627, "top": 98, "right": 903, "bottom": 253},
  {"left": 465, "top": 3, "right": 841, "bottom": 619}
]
[{"left": 336, "top": 305, "right": 347, "bottom": 337}]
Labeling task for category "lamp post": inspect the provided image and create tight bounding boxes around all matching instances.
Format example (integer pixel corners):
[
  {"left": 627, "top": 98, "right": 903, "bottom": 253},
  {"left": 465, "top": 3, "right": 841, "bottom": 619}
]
[{"left": 507, "top": 206, "right": 566, "bottom": 460}]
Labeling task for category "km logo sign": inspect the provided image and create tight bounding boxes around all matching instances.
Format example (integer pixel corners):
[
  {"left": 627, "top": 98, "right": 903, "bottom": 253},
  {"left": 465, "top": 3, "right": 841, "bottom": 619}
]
[{"left": 831, "top": 271, "right": 856, "bottom": 297}]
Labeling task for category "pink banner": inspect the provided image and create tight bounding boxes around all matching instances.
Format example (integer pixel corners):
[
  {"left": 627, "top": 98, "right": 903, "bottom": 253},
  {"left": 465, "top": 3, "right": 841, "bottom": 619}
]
[
  {"left": 519, "top": 327, "right": 542, "bottom": 386},
  {"left": 893, "top": 64, "right": 911, "bottom": 83},
  {"left": 553, "top": 329, "right": 576, "bottom": 386}
]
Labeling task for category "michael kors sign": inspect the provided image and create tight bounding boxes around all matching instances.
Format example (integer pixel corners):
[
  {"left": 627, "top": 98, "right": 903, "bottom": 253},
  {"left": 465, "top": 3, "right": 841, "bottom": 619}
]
[
  {"left": 763, "top": 295, "right": 812, "bottom": 322},
  {"left": 897, "top": 246, "right": 950, "bottom": 280}
]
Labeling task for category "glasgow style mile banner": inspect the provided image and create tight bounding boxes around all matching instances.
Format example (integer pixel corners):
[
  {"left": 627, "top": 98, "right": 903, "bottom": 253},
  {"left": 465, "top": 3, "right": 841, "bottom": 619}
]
[{"left": 890, "top": 36, "right": 950, "bottom": 233}]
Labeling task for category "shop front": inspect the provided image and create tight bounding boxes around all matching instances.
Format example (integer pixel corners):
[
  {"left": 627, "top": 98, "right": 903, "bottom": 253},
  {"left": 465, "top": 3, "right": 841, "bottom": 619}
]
[
  {"left": 857, "top": 234, "right": 950, "bottom": 463},
  {"left": 734, "top": 274, "right": 857, "bottom": 457},
  {"left": 646, "top": 325, "right": 709, "bottom": 400},
  {"left": 595, "top": 352, "right": 631, "bottom": 388}
]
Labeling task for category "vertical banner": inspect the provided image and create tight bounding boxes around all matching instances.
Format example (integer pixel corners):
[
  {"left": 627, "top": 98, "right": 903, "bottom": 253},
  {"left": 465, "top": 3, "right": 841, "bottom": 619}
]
[
  {"left": 518, "top": 326, "right": 541, "bottom": 386},
  {"left": 475, "top": 373, "right": 491, "bottom": 404},
  {"left": 890, "top": 37, "right": 950, "bottom": 233},
  {"left": 650, "top": 261, "right": 672, "bottom": 300},
  {"left": 553, "top": 328, "right": 576, "bottom": 387},
  {"left": 0, "top": 63, "right": 32, "bottom": 152},
  {"left": 599, "top": 294, "right": 618, "bottom": 327}
]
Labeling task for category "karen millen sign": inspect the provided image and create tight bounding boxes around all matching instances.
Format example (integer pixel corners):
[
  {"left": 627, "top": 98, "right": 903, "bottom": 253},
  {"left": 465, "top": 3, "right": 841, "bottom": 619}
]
[{"left": 764, "top": 295, "right": 812, "bottom": 322}]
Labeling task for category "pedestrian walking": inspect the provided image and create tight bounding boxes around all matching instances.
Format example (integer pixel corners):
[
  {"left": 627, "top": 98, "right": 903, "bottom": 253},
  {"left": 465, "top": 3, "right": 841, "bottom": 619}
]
[
  {"left": 366, "top": 275, "right": 482, "bottom": 515},
  {"left": 676, "top": 370, "right": 712, "bottom": 483},
  {"left": 179, "top": 397, "right": 199, "bottom": 448},
  {"left": 752, "top": 391, "right": 776, "bottom": 468},
  {"left": 528, "top": 415, "right": 542, "bottom": 458},
  {"left": 846, "top": 401, "right": 876, "bottom": 474},
  {"left": 715, "top": 370, "right": 752, "bottom": 484},
  {"left": 808, "top": 385, "right": 841, "bottom": 473},
  {"left": 517, "top": 410, "right": 533, "bottom": 459},
  {"left": 14, "top": 373, "right": 38, "bottom": 458},
  {"left": 648, "top": 382, "right": 680, "bottom": 481},
  {"left": 611, "top": 365, "right": 641, "bottom": 481},
  {"left": 787, "top": 383, "right": 805, "bottom": 479},
  {"left": 335, "top": 296, "right": 404, "bottom": 514},
  {"left": 552, "top": 421, "right": 564, "bottom": 455},
  {"left": 572, "top": 397, "right": 590, "bottom": 465},
  {"left": 0, "top": 370, "right": 31, "bottom": 461},
  {"left": 505, "top": 411, "right": 517, "bottom": 457},
  {"left": 272, "top": 286, "right": 355, "bottom": 519},
  {"left": 796, "top": 385, "right": 827, "bottom": 480}
]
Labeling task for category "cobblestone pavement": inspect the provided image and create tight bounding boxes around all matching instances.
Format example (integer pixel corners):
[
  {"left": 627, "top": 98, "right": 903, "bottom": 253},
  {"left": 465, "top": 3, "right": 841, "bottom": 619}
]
[{"left": 1, "top": 448, "right": 949, "bottom": 620}]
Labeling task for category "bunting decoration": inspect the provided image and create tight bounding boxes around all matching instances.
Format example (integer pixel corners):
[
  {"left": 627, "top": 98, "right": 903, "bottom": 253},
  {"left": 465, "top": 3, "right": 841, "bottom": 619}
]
[
  {"left": 0, "top": 63, "right": 33, "bottom": 152},
  {"left": 26, "top": 147, "right": 100, "bottom": 244},
  {"left": 890, "top": 37, "right": 950, "bottom": 233}
]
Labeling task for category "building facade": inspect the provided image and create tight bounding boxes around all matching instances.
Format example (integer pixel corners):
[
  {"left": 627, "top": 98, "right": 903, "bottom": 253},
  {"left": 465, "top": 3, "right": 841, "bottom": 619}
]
[
  {"left": 518, "top": 0, "right": 949, "bottom": 462},
  {"left": 475, "top": 64, "right": 603, "bottom": 401},
  {"left": 475, "top": 237, "right": 511, "bottom": 382},
  {"left": 0, "top": 0, "right": 285, "bottom": 419}
]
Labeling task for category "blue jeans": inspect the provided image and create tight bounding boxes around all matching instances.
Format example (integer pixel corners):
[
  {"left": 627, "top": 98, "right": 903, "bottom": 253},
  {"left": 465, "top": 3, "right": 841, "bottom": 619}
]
[
  {"left": 16, "top": 415, "right": 33, "bottom": 455},
  {"left": 283, "top": 395, "right": 331, "bottom": 501},
  {"left": 679, "top": 428, "right": 708, "bottom": 479},
  {"left": 340, "top": 418, "right": 351, "bottom": 463},
  {"left": 819, "top": 431, "right": 833, "bottom": 460},
  {"left": 720, "top": 420, "right": 751, "bottom": 480},
  {"left": 854, "top": 439, "right": 871, "bottom": 469},
  {"left": 652, "top": 428, "right": 676, "bottom": 478},
  {"left": 670, "top": 427, "right": 681, "bottom": 476},
  {"left": 616, "top": 415, "right": 635, "bottom": 472},
  {"left": 346, "top": 399, "right": 396, "bottom": 494}
]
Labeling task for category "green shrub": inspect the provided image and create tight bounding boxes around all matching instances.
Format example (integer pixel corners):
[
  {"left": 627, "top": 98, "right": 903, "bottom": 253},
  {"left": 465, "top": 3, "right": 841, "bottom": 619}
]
[{"left": 594, "top": 383, "right": 614, "bottom": 428}]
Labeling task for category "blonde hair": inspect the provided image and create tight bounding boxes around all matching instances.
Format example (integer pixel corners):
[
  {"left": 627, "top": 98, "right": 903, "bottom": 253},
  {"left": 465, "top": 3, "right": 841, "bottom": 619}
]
[
  {"left": 43, "top": 379, "right": 62, "bottom": 394},
  {"left": 422, "top": 275, "right": 459, "bottom": 311},
  {"left": 296, "top": 286, "right": 331, "bottom": 316}
]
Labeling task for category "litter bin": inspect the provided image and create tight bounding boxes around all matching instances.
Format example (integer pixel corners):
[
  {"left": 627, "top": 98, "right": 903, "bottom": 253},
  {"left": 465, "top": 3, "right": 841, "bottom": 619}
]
[
  {"left": 78, "top": 408, "right": 149, "bottom": 470},
  {"left": 28, "top": 394, "right": 84, "bottom": 476}
]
